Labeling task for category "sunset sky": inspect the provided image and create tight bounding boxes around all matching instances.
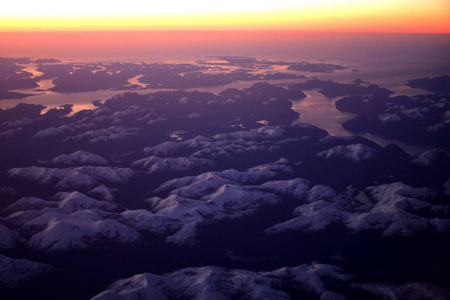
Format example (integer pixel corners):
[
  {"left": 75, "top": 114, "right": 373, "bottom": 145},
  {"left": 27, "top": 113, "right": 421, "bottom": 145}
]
[{"left": 1, "top": 0, "right": 449, "bottom": 32}]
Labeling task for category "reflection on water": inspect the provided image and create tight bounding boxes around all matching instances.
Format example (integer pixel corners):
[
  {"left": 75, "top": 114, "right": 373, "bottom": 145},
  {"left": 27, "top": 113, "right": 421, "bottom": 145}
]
[
  {"left": 0, "top": 64, "right": 443, "bottom": 155},
  {"left": 127, "top": 75, "right": 146, "bottom": 88},
  {"left": 36, "top": 79, "right": 56, "bottom": 90},
  {"left": 291, "top": 90, "right": 434, "bottom": 155},
  {"left": 359, "top": 133, "right": 433, "bottom": 155},
  {"left": 19, "top": 63, "right": 44, "bottom": 78},
  {"left": 187, "top": 78, "right": 308, "bottom": 93},
  {"left": 292, "top": 90, "right": 354, "bottom": 137},
  {"left": 1, "top": 32, "right": 449, "bottom": 155}
]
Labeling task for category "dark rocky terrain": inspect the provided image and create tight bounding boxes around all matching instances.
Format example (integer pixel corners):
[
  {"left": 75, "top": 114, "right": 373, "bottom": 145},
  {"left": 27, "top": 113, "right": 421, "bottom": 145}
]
[{"left": 0, "top": 57, "right": 449, "bottom": 300}]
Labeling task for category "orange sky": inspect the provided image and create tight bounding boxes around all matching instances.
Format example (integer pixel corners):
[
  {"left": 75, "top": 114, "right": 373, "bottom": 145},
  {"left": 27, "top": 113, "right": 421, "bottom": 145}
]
[{"left": 0, "top": 0, "right": 449, "bottom": 32}]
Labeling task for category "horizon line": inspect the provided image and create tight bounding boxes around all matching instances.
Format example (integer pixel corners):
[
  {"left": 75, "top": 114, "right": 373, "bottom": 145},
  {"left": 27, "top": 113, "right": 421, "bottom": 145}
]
[{"left": 1, "top": 30, "right": 449, "bottom": 34}]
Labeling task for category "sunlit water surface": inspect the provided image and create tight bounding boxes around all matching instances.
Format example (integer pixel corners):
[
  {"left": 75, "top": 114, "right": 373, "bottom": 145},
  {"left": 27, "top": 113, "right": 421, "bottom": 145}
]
[{"left": 1, "top": 32, "right": 449, "bottom": 154}]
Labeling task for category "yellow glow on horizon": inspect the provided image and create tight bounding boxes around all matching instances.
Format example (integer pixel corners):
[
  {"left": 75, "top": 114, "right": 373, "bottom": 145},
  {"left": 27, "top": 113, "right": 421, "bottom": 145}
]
[
  {"left": 0, "top": 0, "right": 389, "bottom": 17},
  {"left": 0, "top": 0, "right": 449, "bottom": 32}
]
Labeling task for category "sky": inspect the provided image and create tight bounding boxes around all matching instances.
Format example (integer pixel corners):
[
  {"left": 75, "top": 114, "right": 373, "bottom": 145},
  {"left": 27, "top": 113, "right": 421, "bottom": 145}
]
[{"left": 0, "top": 0, "right": 449, "bottom": 32}]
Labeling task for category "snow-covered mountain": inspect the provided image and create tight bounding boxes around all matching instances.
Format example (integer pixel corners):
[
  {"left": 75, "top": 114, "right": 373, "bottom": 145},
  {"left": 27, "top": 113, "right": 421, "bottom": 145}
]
[{"left": 0, "top": 71, "right": 449, "bottom": 299}]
